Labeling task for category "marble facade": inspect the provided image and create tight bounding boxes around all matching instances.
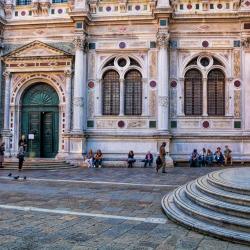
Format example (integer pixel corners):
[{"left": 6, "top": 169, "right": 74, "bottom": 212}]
[{"left": 0, "top": 0, "right": 250, "bottom": 163}]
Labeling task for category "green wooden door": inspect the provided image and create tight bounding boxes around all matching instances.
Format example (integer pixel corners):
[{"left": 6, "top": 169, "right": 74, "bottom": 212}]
[{"left": 21, "top": 83, "right": 59, "bottom": 158}]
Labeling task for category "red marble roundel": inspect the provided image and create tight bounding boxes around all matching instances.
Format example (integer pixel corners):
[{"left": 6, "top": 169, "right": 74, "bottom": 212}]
[
  {"left": 187, "top": 4, "right": 192, "bottom": 9},
  {"left": 88, "top": 81, "right": 95, "bottom": 89},
  {"left": 202, "top": 41, "right": 209, "bottom": 48},
  {"left": 202, "top": 121, "right": 209, "bottom": 128},
  {"left": 119, "top": 42, "right": 126, "bottom": 49},
  {"left": 234, "top": 80, "right": 241, "bottom": 88},
  {"left": 135, "top": 5, "right": 141, "bottom": 10},
  {"left": 118, "top": 120, "right": 125, "bottom": 128},
  {"left": 21, "top": 11, "right": 26, "bottom": 16},
  {"left": 150, "top": 80, "right": 157, "bottom": 88},
  {"left": 171, "top": 81, "right": 177, "bottom": 88},
  {"left": 217, "top": 3, "right": 223, "bottom": 9}
]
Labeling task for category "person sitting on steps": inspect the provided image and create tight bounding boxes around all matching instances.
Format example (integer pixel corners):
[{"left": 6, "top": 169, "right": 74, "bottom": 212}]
[
  {"left": 127, "top": 150, "right": 136, "bottom": 168},
  {"left": 142, "top": 151, "right": 153, "bottom": 168},
  {"left": 94, "top": 149, "right": 103, "bottom": 168}
]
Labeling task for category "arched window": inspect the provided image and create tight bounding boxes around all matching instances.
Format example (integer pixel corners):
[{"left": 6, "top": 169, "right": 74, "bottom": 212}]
[
  {"left": 184, "top": 69, "right": 203, "bottom": 115},
  {"left": 102, "top": 70, "right": 120, "bottom": 115},
  {"left": 207, "top": 69, "right": 225, "bottom": 116},
  {"left": 124, "top": 70, "right": 142, "bottom": 115}
]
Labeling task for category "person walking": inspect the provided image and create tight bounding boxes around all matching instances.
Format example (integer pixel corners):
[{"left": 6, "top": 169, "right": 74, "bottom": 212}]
[
  {"left": 0, "top": 142, "right": 5, "bottom": 168},
  {"left": 17, "top": 143, "right": 25, "bottom": 171},
  {"left": 158, "top": 142, "right": 167, "bottom": 173}
]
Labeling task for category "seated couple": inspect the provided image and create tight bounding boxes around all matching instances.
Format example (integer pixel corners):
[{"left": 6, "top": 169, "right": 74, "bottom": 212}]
[
  {"left": 127, "top": 151, "right": 153, "bottom": 168},
  {"left": 85, "top": 149, "right": 103, "bottom": 168}
]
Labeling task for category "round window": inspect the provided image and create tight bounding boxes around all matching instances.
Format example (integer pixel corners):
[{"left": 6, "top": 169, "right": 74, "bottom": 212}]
[
  {"left": 200, "top": 57, "right": 210, "bottom": 67},
  {"left": 118, "top": 58, "right": 127, "bottom": 67}
]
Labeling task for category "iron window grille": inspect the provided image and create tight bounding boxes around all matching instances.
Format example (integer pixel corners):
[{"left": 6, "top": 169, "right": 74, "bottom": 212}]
[
  {"left": 124, "top": 70, "right": 142, "bottom": 115},
  {"left": 16, "top": 0, "right": 31, "bottom": 5},
  {"left": 102, "top": 70, "right": 120, "bottom": 115},
  {"left": 184, "top": 69, "right": 203, "bottom": 116},
  {"left": 207, "top": 69, "right": 225, "bottom": 116},
  {"left": 52, "top": 0, "right": 68, "bottom": 3}
]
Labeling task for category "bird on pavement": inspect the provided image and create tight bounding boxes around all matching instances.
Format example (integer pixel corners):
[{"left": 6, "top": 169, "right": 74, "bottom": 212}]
[
  {"left": 13, "top": 176, "right": 19, "bottom": 180},
  {"left": 23, "top": 176, "right": 27, "bottom": 180},
  {"left": 8, "top": 173, "right": 12, "bottom": 177}
]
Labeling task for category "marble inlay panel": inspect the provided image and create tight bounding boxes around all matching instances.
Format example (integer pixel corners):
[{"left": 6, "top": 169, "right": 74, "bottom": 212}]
[
  {"left": 178, "top": 121, "right": 200, "bottom": 128},
  {"left": 96, "top": 120, "right": 117, "bottom": 129},
  {"left": 234, "top": 50, "right": 241, "bottom": 78},
  {"left": 127, "top": 120, "right": 147, "bottom": 128},
  {"left": 212, "top": 121, "right": 232, "bottom": 129},
  {"left": 149, "top": 90, "right": 156, "bottom": 117},
  {"left": 234, "top": 90, "right": 241, "bottom": 118}
]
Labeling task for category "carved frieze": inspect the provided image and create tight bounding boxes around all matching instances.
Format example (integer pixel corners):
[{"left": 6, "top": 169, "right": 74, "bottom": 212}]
[
  {"left": 127, "top": 120, "right": 147, "bottom": 128},
  {"left": 96, "top": 120, "right": 117, "bottom": 129}
]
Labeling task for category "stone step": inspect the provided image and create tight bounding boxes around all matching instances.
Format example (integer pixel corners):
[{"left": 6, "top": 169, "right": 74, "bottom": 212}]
[
  {"left": 207, "top": 168, "right": 250, "bottom": 196},
  {"left": 186, "top": 181, "right": 250, "bottom": 219},
  {"left": 197, "top": 176, "right": 250, "bottom": 206},
  {"left": 162, "top": 193, "right": 250, "bottom": 245},
  {"left": 174, "top": 186, "right": 250, "bottom": 233}
]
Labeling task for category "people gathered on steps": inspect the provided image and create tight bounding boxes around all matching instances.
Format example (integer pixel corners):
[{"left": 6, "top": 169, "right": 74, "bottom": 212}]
[{"left": 189, "top": 145, "right": 233, "bottom": 167}]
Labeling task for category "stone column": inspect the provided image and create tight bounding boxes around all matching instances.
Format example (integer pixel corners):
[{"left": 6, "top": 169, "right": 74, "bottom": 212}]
[
  {"left": 157, "top": 31, "right": 169, "bottom": 132},
  {"left": 64, "top": 70, "right": 72, "bottom": 132},
  {"left": 2, "top": 71, "right": 12, "bottom": 156},
  {"left": 72, "top": 35, "right": 86, "bottom": 133},
  {"left": 119, "top": 79, "right": 124, "bottom": 116},
  {"left": 202, "top": 78, "right": 208, "bottom": 116},
  {"left": 3, "top": 71, "right": 11, "bottom": 130}
]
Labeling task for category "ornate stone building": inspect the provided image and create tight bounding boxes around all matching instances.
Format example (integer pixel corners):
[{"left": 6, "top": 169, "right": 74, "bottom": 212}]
[{"left": 0, "top": 0, "right": 250, "bottom": 162}]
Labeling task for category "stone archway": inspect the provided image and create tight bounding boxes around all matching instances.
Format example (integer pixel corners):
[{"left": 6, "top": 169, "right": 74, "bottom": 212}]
[{"left": 21, "top": 83, "right": 59, "bottom": 158}]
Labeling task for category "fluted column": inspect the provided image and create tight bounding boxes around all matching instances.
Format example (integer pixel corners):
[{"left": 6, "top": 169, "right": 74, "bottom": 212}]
[
  {"left": 72, "top": 35, "right": 87, "bottom": 132},
  {"left": 119, "top": 79, "right": 124, "bottom": 116},
  {"left": 3, "top": 71, "right": 11, "bottom": 130},
  {"left": 64, "top": 70, "right": 72, "bottom": 132},
  {"left": 157, "top": 31, "right": 169, "bottom": 131}
]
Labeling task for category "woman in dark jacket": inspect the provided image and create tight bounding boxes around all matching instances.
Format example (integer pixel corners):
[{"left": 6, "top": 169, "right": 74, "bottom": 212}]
[
  {"left": 17, "top": 143, "right": 25, "bottom": 171},
  {"left": 0, "top": 143, "right": 5, "bottom": 168},
  {"left": 127, "top": 150, "right": 136, "bottom": 168}
]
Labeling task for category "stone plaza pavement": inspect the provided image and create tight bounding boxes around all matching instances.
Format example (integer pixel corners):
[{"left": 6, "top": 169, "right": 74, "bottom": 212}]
[{"left": 0, "top": 166, "right": 249, "bottom": 250}]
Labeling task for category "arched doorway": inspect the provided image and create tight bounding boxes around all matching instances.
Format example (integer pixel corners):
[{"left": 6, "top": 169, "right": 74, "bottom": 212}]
[{"left": 21, "top": 83, "right": 59, "bottom": 158}]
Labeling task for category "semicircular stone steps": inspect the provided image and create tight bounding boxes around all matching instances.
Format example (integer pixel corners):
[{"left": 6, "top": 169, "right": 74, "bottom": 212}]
[{"left": 162, "top": 167, "right": 250, "bottom": 245}]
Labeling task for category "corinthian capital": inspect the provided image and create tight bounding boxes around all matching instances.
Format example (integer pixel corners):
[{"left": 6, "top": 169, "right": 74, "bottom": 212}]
[
  {"left": 156, "top": 32, "right": 169, "bottom": 49},
  {"left": 73, "top": 35, "right": 87, "bottom": 50},
  {"left": 242, "top": 38, "right": 250, "bottom": 48}
]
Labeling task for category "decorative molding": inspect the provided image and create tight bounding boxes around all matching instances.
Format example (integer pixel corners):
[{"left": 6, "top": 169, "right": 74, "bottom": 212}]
[
  {"left": 156, "top": 32, "right": 169, "bottom": 49},
  {"left": 242, "top": 37, "right": 250, "bottom": 48},
  {"left": 158, "top": 96, "right": 168, "bottom": 107},
  {"left": 64, "top": 70, "right": 72, "bottom": 78},
  {"left": 4, "top": 4, "right": 14, "bottom": 19}
]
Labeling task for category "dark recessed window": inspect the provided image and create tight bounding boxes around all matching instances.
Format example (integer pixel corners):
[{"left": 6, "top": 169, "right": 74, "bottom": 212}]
[
  {"left": 52, "top": 0, "right": 67, "bottom": 3},
  {"left": 200, "top": 57, "right": 210, "bottom": 67},
  {"left": 195, "top": 4, "right": 199, "bottom": 9},
  {"left": 16, "top": 0, "right": 31, "bottom": 5},
  {"left": 180, "top": 4, "right": 183, "bottom": 10},
  {"left": 210, "top": 4, "right": 214, "bottom": 9},
  {"left": 118, "top": 58, "right": 127, "bottom": 67}
]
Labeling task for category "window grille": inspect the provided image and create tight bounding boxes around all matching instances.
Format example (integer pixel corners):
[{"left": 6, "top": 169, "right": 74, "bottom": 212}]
[
  {"left": 16, "top": 0, "right": 31, "bottom": 5},
  {"left": 52, "top": 0, "right": 67, "bottom": 3},
  {"left": 207, "top": 69, "right": 225, "bottom": 116},
  {"left": 184, "top": 69, "right": 203, "bottom": 115},
  {"left": 102, "top": 70, "right": 120, "bottom": 115},
  {"left": 124, "top": 70, "right": 142, "bottom": 115}
]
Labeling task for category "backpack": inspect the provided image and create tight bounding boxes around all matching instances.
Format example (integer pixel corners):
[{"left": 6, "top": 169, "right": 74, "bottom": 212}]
[{"left": 156, "top": 156, "right": 162, "bottom": 165}]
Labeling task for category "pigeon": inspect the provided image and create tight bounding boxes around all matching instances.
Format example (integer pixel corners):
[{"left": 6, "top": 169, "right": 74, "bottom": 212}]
[
  {"left": 23, "top": 176, "right": 27, "bottom": 180},
  {"left": 13, "top": 176, "right": 19, "bottom": 180},
  {"left": 8, "top": 173, "right": 12, "bottom": 177}
]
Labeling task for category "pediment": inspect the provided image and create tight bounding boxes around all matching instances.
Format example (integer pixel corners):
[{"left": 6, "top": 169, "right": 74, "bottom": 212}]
[{"left": 4, "top": 40, "right": 72, "bottom": 59}]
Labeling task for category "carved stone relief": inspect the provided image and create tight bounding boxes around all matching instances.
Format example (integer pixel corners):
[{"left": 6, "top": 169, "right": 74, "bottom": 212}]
[
  {"left": 127, "top": 120, "right": 147, "bottom": 128},
  {"left": 149, "top": 51, "right": 157, "bottom": 79},
  {"left": 233, "top": 50, "right": 241, "bottom": 78},
  {"left": 170, "top": 88, "right": 177, "bottom": 118},
  {"left": 158, "top": 96, "right": 168, "bottom": 107},
  {"left": 149, "top": 90, "right": 156, "bottom": 116},
  {"left": 234, "top": 90, "right": 241, "bottom": 118},
  {"left": 212, "top": 121, "right": 232, "bottom": 129},
  {"left": 96, "top": 120, "right": 117, "bottom": 129},
  {"left": 88, "top": 53, "right": 95, "bottom": 79},
  {"left": 88, "top": 91, "right": 94, "bottom": 118}
]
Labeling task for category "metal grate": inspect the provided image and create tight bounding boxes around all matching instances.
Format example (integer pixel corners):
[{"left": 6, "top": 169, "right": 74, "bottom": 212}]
[
  {"left": 124, "top": 70, "right": 142, "bottom": 115},
  {"left": 16, "top": 0, "right": 31, "bottom": 5},
  {"left": 207, "top": 69, "right": 225, "bottom": 116},
  {"left": 102, "top": 70, "right": 120, "bottom": 115},
  {"left": 184, "top": 69, "right": 203, "bottom": 116}
]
